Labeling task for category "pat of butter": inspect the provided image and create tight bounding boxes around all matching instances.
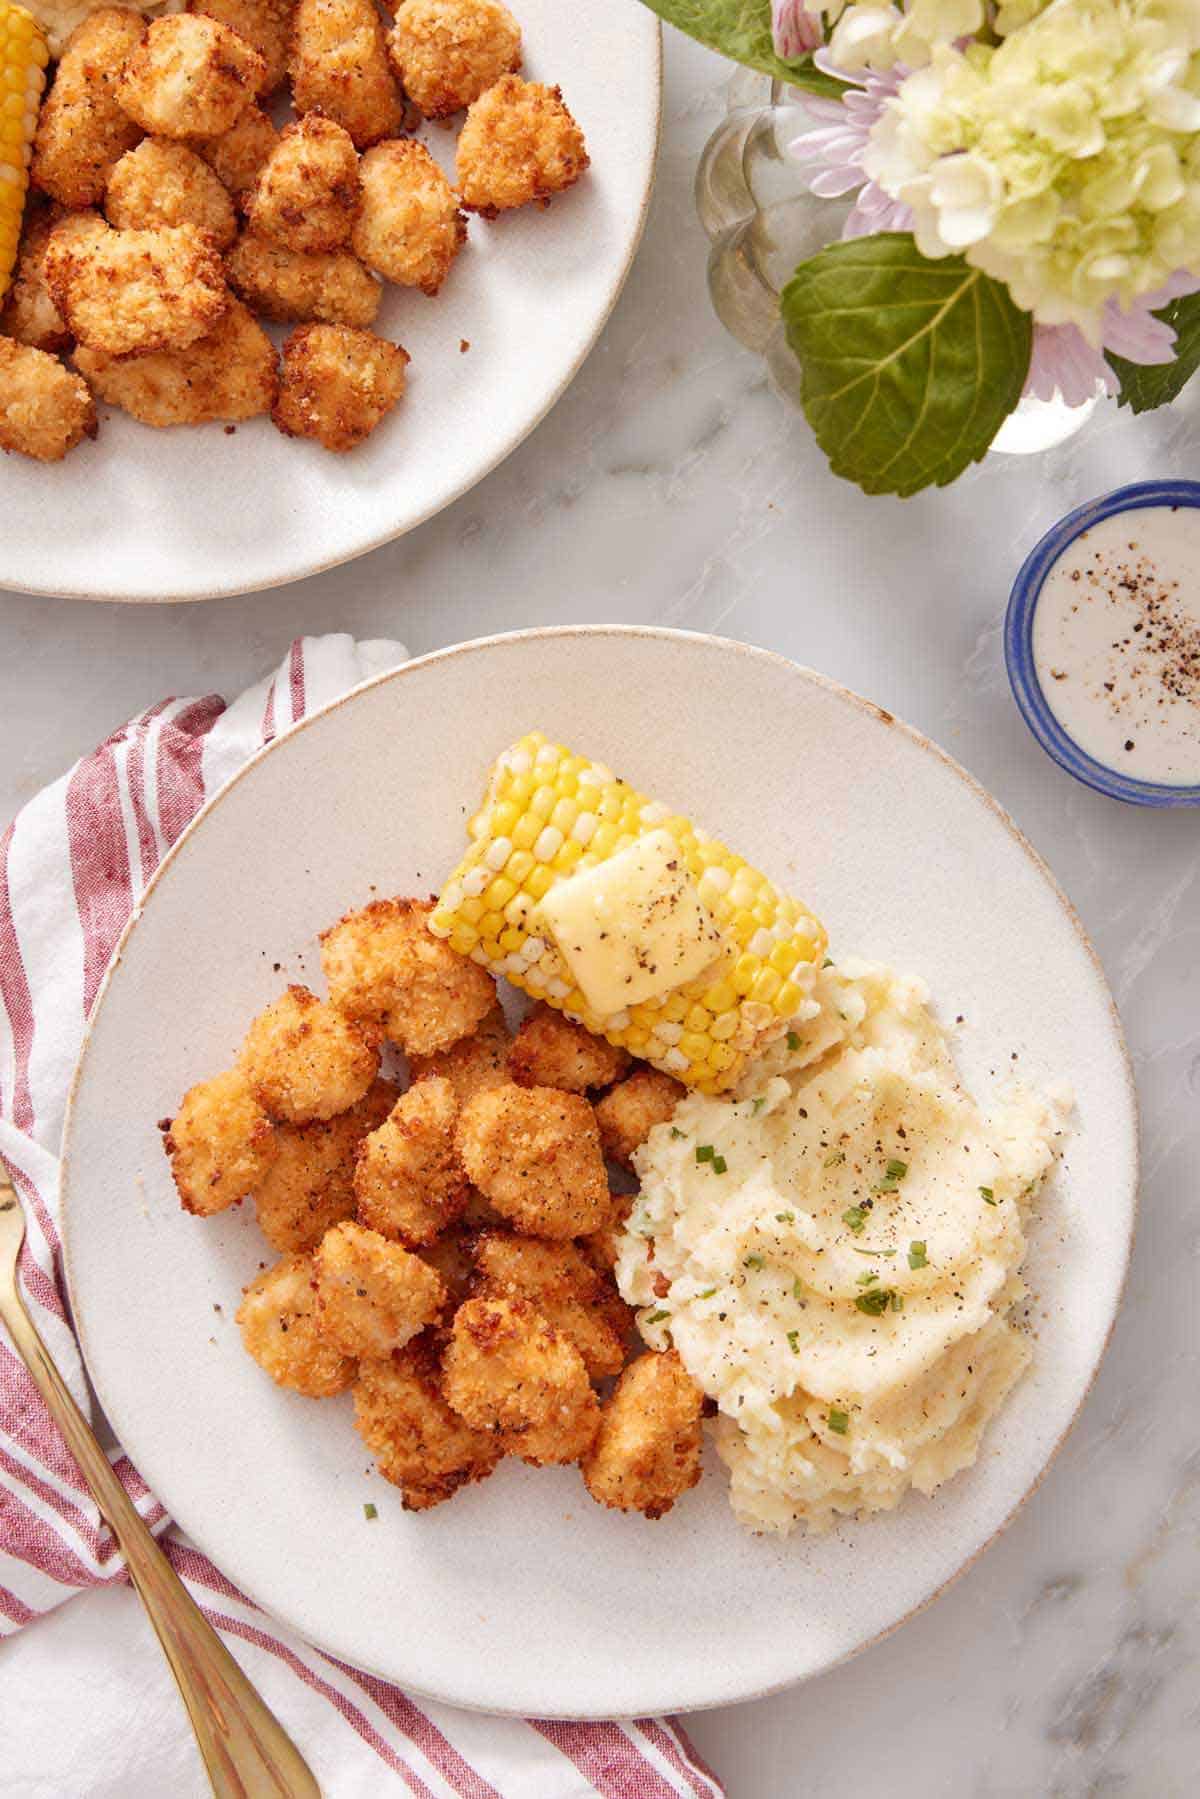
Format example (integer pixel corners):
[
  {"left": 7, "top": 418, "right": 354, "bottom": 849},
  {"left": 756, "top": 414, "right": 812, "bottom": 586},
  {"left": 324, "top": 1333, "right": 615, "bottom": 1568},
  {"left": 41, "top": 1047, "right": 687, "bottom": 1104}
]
[{"left": 538, "top": 828, "right": 724, "bottom": 1016}]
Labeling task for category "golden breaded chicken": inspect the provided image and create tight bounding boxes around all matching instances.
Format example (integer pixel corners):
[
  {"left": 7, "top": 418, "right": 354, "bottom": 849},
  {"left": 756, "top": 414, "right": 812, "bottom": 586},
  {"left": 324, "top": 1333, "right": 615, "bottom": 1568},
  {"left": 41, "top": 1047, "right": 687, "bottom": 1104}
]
[
  {"left": 321, "top": 897, "right": 495, "bottom": 1054},
  {"left": 582, "top": 1350, "right": 704, "bottom": 1519},
  {"left": 106, "top": 138, "right": 237, "bottom": 248},
  {"left": 247, "top": 113, "right": 359, "bottom": 254},
  {"left": 237, "top": 1252, "right": 355, "bottom": 1396},
  {"left": 289, "top": 0, "right": 402, "bottom": 150},
  {"left": 162, "top": 1067, "right": 278, "bottom": 1215},
  {"left": 117, "top": 14, "right": 267, "bottom": 140},
  {"left": 455, "top": 1083, "right": 609, "bottom": 1240},
  {"left": 44, "top": 220, "right": 228, "bottom": 355},
  {"left": 313, "top": 1219, "right": 446, "bottom": 1358},
  {"left": 272, "top": 321, "right": 407, "bottom": 452},
  {"left": 580, "top": 1193, "right": 633, "bottom": 1274},
  {"left": 31, "top": 9, "right": 145, "bottom": 208},
  {"left": 196, "top": 106, "right": 279, "bottom": 207},
  {"left": 0, "top": 339, "right": 96, "bottom": 462},
  {"left": 351, "top": 140, "right": 465, "bottom": 296},
  {"left": 508, "top": 1003, "right": 630, "bottom": 1095},
  {"left": 239, "top": 983, "right": 379, "bottom": 1123},
  {"left": 187, "top": 0, "right": 295, "bottom": 95},
  {"left": 226, "top": 233, "right": 381, "bottom": 325},
  {"left": 443, "top": 1294, "right": 598, "bottom": 1465},
  {"left": 0, "top": 210, "right": 72, "bottom": 352},
  {"left": 409, "top": 1003, "right": 511, "bottom": 1106},
  {"left": 415, "top": 1225, "right": 476, "bottom": 1306},
  {"left": 250, "top": 1076, "right": 397, "bottom": 1252},
  {"left": 474, "top": 1233, "right": 628, "bottom": 1380},
  {"left": 353, "top": 1338, "right": 502, "bottom": 1509},
  {"left": 387, "top": 0, "right": 521, "bottom": 119},
  {"left": 355, "top": 1075, "right": 468, "bottom": 1247},
  {"left": 457, "top": 76, "right": 588, "bottom": 218},
  {"left": 594, "top": 1067, "right": 685, "bottom": 1170},
  {"left": 74, "top": 294, "right": 277, "bottom": 426}
]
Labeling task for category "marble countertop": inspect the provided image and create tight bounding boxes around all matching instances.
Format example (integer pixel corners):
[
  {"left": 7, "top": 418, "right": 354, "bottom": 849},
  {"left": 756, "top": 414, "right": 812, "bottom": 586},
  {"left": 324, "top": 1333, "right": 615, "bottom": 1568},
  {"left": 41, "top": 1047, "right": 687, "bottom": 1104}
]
[{"left": 2, "top": 29, "right": 1197, "bottom": 1798}]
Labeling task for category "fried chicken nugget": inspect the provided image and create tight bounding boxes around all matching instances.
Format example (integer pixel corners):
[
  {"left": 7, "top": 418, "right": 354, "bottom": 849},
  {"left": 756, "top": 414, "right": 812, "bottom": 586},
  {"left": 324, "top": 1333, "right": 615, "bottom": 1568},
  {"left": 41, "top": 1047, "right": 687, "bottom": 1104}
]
[
  {"left": 239, "top": 983, "right": 379, "bottom": 1123},
  {"left": 580, "top": 1193, "right": 633, "bottom": 1274},
  {"left": 247, "top": 113, "right": 359, "bottom": 254},
  {"left": 474, "top": 1233, "right": 628, "bottom": 1380},
  {"left": 196, "top": 106, "right": 279, "bottom": 207},
  {"left": 237, "top": 1252, "right": 355, "bottom": 1396},
  {"left": 272, "top": 321, "right": 407, "bottom": 452},
  {"left": 508, "top": 1003, "right": 630, "bottom": 1095},
  {"left": 289, "top": 0, "right": 402, "bottom": 150},
  {"left": 74, "top": 294, "right": 277, "bottom": 426},
  {"left": 456, "top": 1083, "right": 609, "bottom": 1240},
  {"left": 386, "top": 0, "right": 521, "bottom": 120},
  {"left": 0, "top": 211, "right": 73, "bottom": 351},
  {"left": 187, "top": 0, "right": 295, "bottom": 95},
  {"left": 409, "top": 1003, "right": 511, "bottom": 1106},
  {"left": 355, "top": 1076, "right": 468, "bottom": 1247},
  {"left": 443, "top": 1294, "right": 598, "bottom": 1465},
  {"left": 582, "top": 1350, "right": 704, "bottom": 1520},
  {"left": 313, "top": 1219, "right": 446, "bottom": 1358},
  {"left": 0, "top": 338, "right": 96, "bottom": 461},
  {"left": 31, "top": 10, "right": 146, "bottom": 209},
  {"left": 45, "top": 220, "right": 228, "bottom": 355},
  {"left": 320, "top": 898, "right": 495, "bottom": 1055},
  {"left": 351, "top": 140, "right": 465, "bottom": 296},
  {"left": 353, "top": 1337, "right": 502, "bottom": 1509},
  {"left": 251, "top": 1076, "right": 397, "bottom": 1252},
  {"left": 594, "top": 1067, "right": 685, "bottom": 1170},
  {"left": 106, "top": 138, "right": 237, "bottom": 248},
  {"left": 456, "top": 76, "right": 589, "bottom": 218},
  {"left": 226, "top": 232, "right": 381, "bottom": 325},
  {"left": 162, "top": 1067, "right": 278, "bottom": 1215},
  {"left": 117, "top": 15, "right": 267, "bottom": 141}
]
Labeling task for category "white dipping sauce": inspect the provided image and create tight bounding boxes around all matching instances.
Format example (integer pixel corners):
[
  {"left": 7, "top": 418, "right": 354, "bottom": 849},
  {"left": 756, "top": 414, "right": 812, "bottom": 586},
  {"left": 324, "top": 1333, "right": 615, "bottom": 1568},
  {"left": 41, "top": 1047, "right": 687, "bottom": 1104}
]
[{"left": 1032, "top": 505, "right": 1200, "bottom": 786}]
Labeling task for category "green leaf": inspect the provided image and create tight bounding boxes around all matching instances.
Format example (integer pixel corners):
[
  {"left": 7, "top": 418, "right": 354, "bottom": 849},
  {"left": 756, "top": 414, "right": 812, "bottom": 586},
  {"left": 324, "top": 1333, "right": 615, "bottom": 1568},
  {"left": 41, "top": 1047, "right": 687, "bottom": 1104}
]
[
  {"left": 637, "top": 0, "right": 844, "bottom": 96},
  {"left": 1110, "top": 291, "right": 1200, "bottom": 414},
  {"left": 780, "top": 233, "right": 1032, "bottom": 497}
]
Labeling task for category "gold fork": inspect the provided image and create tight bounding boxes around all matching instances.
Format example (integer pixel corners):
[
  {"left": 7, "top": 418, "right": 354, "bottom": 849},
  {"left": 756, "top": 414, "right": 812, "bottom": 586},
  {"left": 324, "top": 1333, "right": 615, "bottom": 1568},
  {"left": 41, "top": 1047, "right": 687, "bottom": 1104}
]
[{"left": 0, "top": 1171, "right": 321, "bottom": 1798}]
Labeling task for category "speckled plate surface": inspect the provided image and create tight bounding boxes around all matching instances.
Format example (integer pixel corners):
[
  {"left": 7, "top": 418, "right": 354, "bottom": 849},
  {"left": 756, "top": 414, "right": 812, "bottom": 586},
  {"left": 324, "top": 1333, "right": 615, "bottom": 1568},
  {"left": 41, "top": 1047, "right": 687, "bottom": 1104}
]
[
  {"left": 1, "top": 2, "right": 660, "bottom": 603},
  {"left": 60, "top": 628, "right": 1137, "bottom": 1717}
]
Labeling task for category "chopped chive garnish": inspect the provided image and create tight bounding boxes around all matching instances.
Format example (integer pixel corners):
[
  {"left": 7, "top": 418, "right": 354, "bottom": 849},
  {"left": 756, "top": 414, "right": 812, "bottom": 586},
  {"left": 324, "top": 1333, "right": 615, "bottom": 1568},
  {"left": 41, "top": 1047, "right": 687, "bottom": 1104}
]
[
  {"left": 886, "top": 1158, "right": 909, "bottom": 1181},
  {"left": 751, "top": 1096, "right": 766, "bottom": 1115},
  {"left": 792, "top": 1277, "right": 805, "bottom": 1300},
  {"left": 787, "top": 1030, "right": 802, "bottom": 1051},
  {"left": 363, "top": 1502, "right": 378, "bottom": 1520},
  {"left": 979, "top": 1185, "right": 997, "bottom": 1203},
  {"left": 823, "top": 957, "right": 834, "bottom": 968},
  {"left": 695, "top": 1144, "right": 715, "bottom": 1163},
  {"left": 670, "top": 1126, "right": 685, "bottom": 1139},
  {"left": 827, "top": 1407, "right": 849, "bottom": 1435},
  {"left": 908, "top": 1239, "right": 928, "bottom": 1270},
  {"left": 854, "top": 1287, "right": 893, "bottom": 1316},
  {"left": 823, "top": 1149, "right": 846, "bottom": 1168},
  {"left": 743, "top": 1253, "right": 765, "bottom": 1270},
  {"left": 852, "top": 1246, "right": 897, "bottom": 1257},
  {"left": 856, "top": 1271, "right": 879, "bottom": 1287},
  {"left": 786, "top": 1329, "right": 801, "bottom": 1354},
  {"left": 842, "top": 1205, "right": 868, "bottom": 1235},
  {"left": 775, "top": 1211, "right": 795, "bottom": 1224},
  {"left": 891, "top": 1291, "right": 904, "bottom": 1312},
  {"left": 644, "top": 1308, "right": 671, "bottom": 1325},
  {"left": 698, "top": 1287, "right": 719, "bottom": 1299},
  {"left": 711, "top": 1155, "right": 728, "bottom": 1174}
]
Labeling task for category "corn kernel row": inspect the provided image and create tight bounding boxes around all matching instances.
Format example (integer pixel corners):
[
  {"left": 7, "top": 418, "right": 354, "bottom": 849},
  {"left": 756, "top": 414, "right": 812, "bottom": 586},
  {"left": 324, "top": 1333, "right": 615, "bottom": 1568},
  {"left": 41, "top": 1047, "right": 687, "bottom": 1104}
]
[{"left": 0, "top": 3, "right": 48, "bottom": 302}]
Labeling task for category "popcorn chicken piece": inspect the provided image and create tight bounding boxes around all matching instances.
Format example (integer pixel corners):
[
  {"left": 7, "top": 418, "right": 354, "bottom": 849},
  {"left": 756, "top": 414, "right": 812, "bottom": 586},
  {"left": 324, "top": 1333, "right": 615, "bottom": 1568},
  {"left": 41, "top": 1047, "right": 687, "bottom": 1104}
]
[
  {"left": 456, "top": 1083, "right": 609, "bottom": 1240},
  {"left": 351, "top": 140, "right": 464, "bottom": 296},
  {"left": 353, "top": 1337, "right": 502, "bottom": 1509},
  {"left": 594, "top": 1067, "right": 685, "bottom": 1169},
  {"left": 44, "top": 220, "right": 228, "bottom": 355},
  {"left": 117, "top": 15, "right": 267, "bottom": 141},
  {"left": 272, "top": 321, "right": 407, "bottom": 452},
  {"left": 0, "top": 210, "right": 72, "bottom": 351},
  {"left": 162, "top": 1067, "right": 278, "bottom": 1215},
  {"left": 74, "top": 294, "right": 276, "bottom": 426},
  {"left": 456, "top": 76, "right": 588, "bottom": 218},
  {"left": 387, "top": 0, "right": 521, "bottom": 120},
  {"left": 580, "top": 1193, "right": 633, "bottom": 1274},
  {"left": 289, "top": 0, "right": 402, "bottom": 150},
  {"left": 0, "top": 339, "right": 96, "bottom": 462},
  {"left": 409, "top": 1004, "right": 511, "bottom": 1106},
  {"left": 239, "top": 983, "right": 379, "bottom": 1123},
  {"left": 247, "top": 113, "right": 359, "bottom": 253},
  {"left": 355, "top": 1076, "right": 468, "bottom": 1247},
  {"left": 196, "top": 106, "right": 279, "bottom": 207},
  {"left": 313, "top": 1220, "right": 446, "bottom": 1357},
  {"left": 321, "top": 898, "right": 495, "bottom": 1054},
  {"left": 106, "top": 137, "right": 237, "bottom": 248},
  {"left": 508, "top": 1003, "right": 630, "bottom": 1095},
  {"left": 443, "top": 1295, "right": 598, "bottom": 1466},
  {"left": 582, "top": 1350, "right": 704, "bottom": 1519},
  {"left": 187, "top": 0, "right": 295, "bottom": 95},
  {"left": 251, "top": 1077, "right": 397, "bottom": 1252},
  {"left": 226, "top": 233, "right": 381, "bottom": 325},
  {"left": 237, "top": 1252, "right": 355, "bottom": 1396},
  {"left": 32, "top": 10, "right": 146, "bottom": 208},
  {"left": 474, "top": 1233, "right": 628, "bottom": 1379}
]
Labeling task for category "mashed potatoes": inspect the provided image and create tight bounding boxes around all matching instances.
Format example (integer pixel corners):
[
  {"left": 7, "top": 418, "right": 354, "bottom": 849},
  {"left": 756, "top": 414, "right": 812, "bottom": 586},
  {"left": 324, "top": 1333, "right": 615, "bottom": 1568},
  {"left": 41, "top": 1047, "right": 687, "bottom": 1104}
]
[{"left": 616, "top": 960, "right": 1070, "bottom": 1535}]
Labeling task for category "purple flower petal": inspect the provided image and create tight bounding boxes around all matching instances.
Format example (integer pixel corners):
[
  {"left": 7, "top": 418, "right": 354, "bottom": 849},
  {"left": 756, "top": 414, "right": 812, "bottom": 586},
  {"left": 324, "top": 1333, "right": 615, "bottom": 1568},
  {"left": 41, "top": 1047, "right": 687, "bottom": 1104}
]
[{"left": 772, "top": 0, "right": 822, "bottom": 58}]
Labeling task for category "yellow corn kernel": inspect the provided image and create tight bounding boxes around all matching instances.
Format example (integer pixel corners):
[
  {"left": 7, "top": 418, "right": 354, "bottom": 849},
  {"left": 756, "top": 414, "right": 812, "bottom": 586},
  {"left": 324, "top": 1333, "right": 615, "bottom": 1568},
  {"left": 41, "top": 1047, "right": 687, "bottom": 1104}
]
[{"left": 0, "top": 3, "right": 47, "bottom": 302}]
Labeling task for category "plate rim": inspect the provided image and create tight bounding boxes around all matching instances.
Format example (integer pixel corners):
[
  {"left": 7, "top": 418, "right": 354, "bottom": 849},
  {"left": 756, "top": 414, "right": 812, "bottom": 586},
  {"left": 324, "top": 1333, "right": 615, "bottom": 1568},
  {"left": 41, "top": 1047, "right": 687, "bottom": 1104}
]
[{"left": 59, "top": 624, "right": 1140, "bottom": 1715}]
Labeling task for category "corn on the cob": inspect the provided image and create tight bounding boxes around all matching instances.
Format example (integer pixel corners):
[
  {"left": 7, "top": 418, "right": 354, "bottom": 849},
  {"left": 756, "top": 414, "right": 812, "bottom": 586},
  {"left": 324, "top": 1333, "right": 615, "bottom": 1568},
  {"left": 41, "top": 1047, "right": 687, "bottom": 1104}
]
[
  {"left": 430, "top": 732, "right": 828, "bottom": 1094},
  {"left": 0, "top": 1, "right": 47, "bottom": 302}
]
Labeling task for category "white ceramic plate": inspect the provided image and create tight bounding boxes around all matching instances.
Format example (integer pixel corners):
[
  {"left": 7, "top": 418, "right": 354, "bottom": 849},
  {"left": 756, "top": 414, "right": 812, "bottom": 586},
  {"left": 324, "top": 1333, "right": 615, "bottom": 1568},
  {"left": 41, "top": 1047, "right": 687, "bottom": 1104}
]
[
  {"left": 2, "top": 5, "right": 660, "bottom": 603},
  {"left": 61, "top": 628, "right": 1137, "bottom": 1717}
]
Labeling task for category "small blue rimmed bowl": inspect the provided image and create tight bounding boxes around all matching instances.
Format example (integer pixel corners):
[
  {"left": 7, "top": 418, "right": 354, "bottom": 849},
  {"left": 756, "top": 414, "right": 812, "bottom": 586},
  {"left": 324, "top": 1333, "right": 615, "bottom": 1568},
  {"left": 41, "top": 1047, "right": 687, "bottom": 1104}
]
[{"left": 1005, "top": 479, "right": 1200, "bottom": 808}]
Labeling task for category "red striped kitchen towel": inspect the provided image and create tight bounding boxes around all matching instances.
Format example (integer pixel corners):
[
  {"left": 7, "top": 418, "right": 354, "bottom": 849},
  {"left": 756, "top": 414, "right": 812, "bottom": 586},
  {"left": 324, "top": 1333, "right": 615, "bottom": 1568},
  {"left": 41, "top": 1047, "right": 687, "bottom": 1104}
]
[{"left": 0, "top": 635, "right": 723, "bottom": 1799}]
